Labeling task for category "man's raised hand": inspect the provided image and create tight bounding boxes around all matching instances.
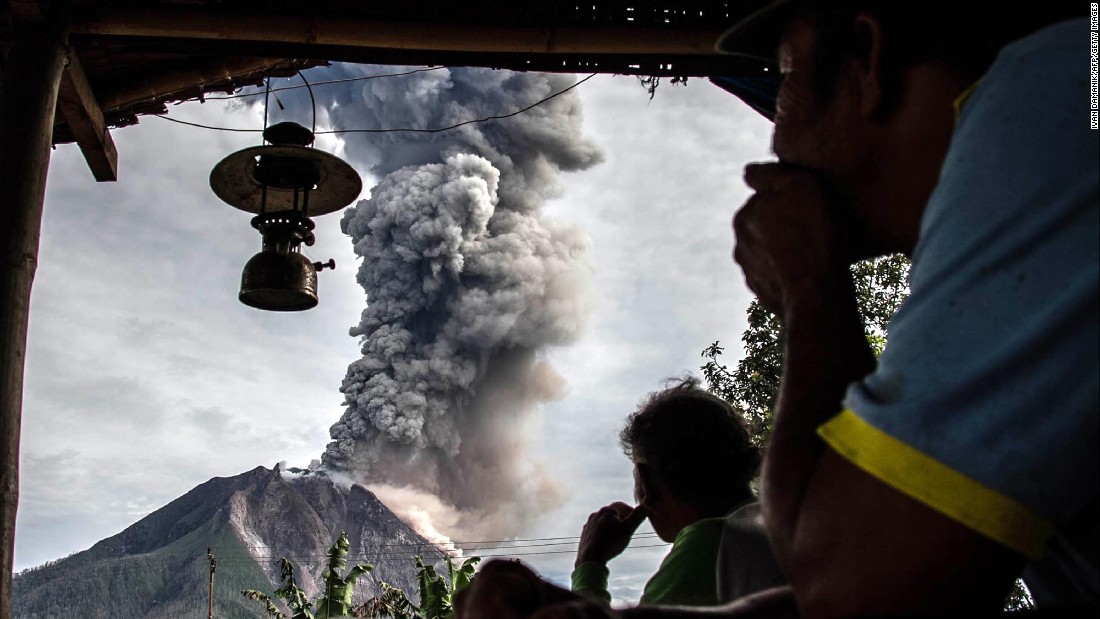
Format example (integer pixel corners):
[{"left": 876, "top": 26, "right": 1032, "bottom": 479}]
[
  {"left": 733, "top": 162, "right": 853, "bottom": 320},
  {"left": 576, "top": 502, "right": 648, "bottom": 567}
]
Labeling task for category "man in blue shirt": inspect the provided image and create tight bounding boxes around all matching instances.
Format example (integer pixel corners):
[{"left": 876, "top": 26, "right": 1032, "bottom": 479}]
[
  {"left": 726, "top": 5, "right": 1097, "bottom": 614},
  {"left": 454, "top": 3, "right": 1096, "bottom": 617}
]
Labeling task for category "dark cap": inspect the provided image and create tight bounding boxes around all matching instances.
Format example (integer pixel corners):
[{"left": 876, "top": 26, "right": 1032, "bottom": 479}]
[
  {"left": 715, "top": 0, "right": 799, "bottom": 63},
  {"left": 710, "top": 0, "right": 802, "bottom": 121}
]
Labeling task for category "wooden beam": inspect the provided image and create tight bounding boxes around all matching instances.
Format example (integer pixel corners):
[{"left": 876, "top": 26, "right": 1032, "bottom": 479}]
[
  {"left": 97, "top": 56, "right": 292, "bottom": 116},
  {"left": 0, "top": 4, "right": 70, "bottom": 618},
  {"left": 72, "top": 7, "right": 726, "bottom": 57},
  {"left": 56, "top": 52, "right": 118, "bottom": 182}
]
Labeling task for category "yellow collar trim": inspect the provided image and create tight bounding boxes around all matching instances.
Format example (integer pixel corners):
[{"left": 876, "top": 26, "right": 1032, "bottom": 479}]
[{"left": 953, "top": 80, "right": 982, "bottom": 124}]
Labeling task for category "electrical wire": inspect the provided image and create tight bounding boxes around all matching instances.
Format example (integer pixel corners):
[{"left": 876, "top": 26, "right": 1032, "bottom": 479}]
[
  {"left": 220, "top": 546, "right": 666, "bottom": 561},
  {"left": 13, "top": 540, "right": 672, "bottom": 591},
  {"left": 203, "top": 66, "right": 446, "bottom": 101},
  {"left": 469, "top": 543, "right": 670, "bottom": 558},
  {"left": 218, "top": 543, "right": 672, "bottom": 562},
  {"left": 151, "top": 74, "right": 598, "bottom": 136},
  {"left": 23, "top": 535, "right": 665, "bottom": 571},
  {"left": 211, "top": 531, "right": 661, "bottom": 551},
  {"left": 316, "top": 73, "right": 597, "bottom": 135}
]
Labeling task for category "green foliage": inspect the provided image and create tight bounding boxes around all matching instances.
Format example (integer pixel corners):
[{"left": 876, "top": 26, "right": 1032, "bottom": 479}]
[
  {"left": 271, "top": 556, "right": 316, "bottom": 619},
  {"left": 1004, "top": 579, "right": 1034, "bottom": 611},
  {"left": 701, "top": 255, "right": 911, "bottom": 447},
  {"left": 701, "top": 299, "right": 782, "bottom": 447},
  {"left": 850, "top": 254, "right": 911, "bottom": 354},
  {"left": 242, "top": 589, "right": 286, "bottom": 618},
  {"left": 446, "top": 556, "right": 478, "bottom": 596},
  {"left": 243, "top": 532, "right": 373, "bottom": 619},
  {"left": 315, "top": 532, "right": 374, "bottom": 618},
  {"left": 357, "top": 555, "right": 479, "bottom": 619},
  {"left": 356, "top": 582, "right": 419, "bottom": 619},
  {"left": 243, "top": 532, "right": 480, "bottom": 619}
]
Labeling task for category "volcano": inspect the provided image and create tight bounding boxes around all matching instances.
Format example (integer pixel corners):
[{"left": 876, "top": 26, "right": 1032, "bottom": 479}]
[{"left": 12, "top": 465, "right": 446, "bottom": 619}]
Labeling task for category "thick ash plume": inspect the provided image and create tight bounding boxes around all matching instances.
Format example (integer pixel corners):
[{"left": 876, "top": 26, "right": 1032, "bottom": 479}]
[{"left": 315, "top": 67, "right": 602, "bottom": 539}]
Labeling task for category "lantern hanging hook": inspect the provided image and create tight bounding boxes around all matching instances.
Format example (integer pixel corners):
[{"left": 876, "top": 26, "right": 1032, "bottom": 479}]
[
  {"left": 298, "top": 70, "right": 317, "bottom": 138},
  {"left": 262, "top": 71, "right": 271, "bottom": 144}
]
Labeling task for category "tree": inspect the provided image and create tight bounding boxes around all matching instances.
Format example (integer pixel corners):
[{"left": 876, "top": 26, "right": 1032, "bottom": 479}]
[
  {"left": 701, "top": 253, "right": 1031, "bottom": 609},
  {"left": 356, "top": 556, "right": 480, "bottom": 619},
  {"left": 356, "top": 582, "right": 419, "bottom": 619},
  {"left": 242, "top": 556, "right": 317, "bottom": 619},
  {"left": 1004, "top": 580, "right": 1034, "bottom": 611},
  {"left": 242, "top": 531, "right": 373, "bottom": 619},
  {"left": 701, "top": 254, "right": 911, "bottom": 447},
  {"left": 316, "top": 532, "right": 376, "bottom": 618}
]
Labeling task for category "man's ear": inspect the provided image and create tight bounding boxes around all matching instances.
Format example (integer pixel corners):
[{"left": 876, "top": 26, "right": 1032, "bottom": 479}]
[
  {"left": 851, "top": 12, "right": 887, "bottom": 118},
  {"left": 635, "top": 463, "right": 657, "bottom": 507}
]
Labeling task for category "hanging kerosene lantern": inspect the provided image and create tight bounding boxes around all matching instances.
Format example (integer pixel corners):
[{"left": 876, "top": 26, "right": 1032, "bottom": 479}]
[{"left": 209, "top": 104, "right": 361, "bottom": 311}]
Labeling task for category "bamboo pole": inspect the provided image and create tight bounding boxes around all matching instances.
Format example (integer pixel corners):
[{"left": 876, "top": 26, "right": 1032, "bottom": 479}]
[{"left": 0, "top": 2, "right": 70, "bottom": 618}]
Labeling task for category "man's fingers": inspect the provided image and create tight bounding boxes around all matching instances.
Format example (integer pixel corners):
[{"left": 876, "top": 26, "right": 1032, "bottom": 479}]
[
  {"left": 590, "top": 502, "right": 635, "bottom": 523},
  {"left": 743, "top": 161, "right": 788, "bottom": 191},
  {"left": 606, "top": 502, "right": 633, "bottom": 518},
  {"left": 624, "top": 505, "right": 648, "bottom": 531}
]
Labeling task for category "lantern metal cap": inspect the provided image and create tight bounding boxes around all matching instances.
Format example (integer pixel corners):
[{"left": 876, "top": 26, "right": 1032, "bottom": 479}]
[{"left": 209, "top": 145, "right": 362, "bottom": 216}]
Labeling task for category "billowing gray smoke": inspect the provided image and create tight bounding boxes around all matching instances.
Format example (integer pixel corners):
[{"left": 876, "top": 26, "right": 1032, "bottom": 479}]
[{"left": 313, "top": 67, "right": 603, "bottom": 538}]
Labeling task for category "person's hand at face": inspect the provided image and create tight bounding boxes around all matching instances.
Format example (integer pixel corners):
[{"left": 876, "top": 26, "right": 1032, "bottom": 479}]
[
  {"left": 576, "top": 502, "right": 648, "bottom": 566},
  {"left": 733, "top": 162, "right": 854, "bottom": 318}
]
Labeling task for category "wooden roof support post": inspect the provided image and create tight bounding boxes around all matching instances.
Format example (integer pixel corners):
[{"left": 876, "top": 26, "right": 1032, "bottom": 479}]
[
  {"left": 0, "top": 2, "right": 70, "bottom": 617},
  {"left": 56, "top": 52, "right": 118, "bottom": 182}
]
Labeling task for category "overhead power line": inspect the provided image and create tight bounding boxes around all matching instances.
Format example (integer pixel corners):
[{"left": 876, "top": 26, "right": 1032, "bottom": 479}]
[
  {"left": 152, "top": 74, "right": 598, "bottom": 136},
  {"left": 216, "top": 540, "right": 671, "bottom": 562},
  {"left": 14, "top": 539, "right": 672, "bottom": 588},
  {"left": 209, "top": 531, "right": 662, "bottom": 551},
  {"left": 202, "top": 66, "right": 447, "bottom": 101}
]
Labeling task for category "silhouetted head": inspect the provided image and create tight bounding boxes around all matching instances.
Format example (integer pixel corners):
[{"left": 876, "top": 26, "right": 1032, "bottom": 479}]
[
  {"left": 620, "top": 378, "right": 760, "bottom": 541},
  {"left": 720, "top": 2, "right": 1080, "bottom": 258}
]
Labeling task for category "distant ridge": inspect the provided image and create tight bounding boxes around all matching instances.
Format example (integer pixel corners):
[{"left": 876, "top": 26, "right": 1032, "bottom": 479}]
[{"left": 13, "top": 465, "right": 446, "bottom": 619}]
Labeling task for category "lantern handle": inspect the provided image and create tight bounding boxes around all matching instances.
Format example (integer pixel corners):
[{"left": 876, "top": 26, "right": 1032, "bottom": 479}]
[
  {"left": 298, "top": 70, "right": 317, "bottom": 138},
  {"left": 262, "top": 72, "right": 271, "bottom": 146}
]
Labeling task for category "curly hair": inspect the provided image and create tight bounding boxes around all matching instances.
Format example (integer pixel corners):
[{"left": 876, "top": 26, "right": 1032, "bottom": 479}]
[{"left": 620, "top": 377, "right": 760, "bottom": 516}]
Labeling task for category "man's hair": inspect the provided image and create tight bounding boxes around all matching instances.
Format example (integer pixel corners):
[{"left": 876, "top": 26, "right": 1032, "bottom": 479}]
[
  {"left": 620, "top": 378, "right": 760, "bottom": 516},
  {"left": 796, "top": 3, "right": 1080, "bottom": 111}
]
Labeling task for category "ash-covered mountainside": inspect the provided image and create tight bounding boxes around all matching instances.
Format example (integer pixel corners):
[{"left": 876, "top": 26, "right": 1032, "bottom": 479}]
[{"left": 12, "top": 465, "right": 446, "bottom": 619}]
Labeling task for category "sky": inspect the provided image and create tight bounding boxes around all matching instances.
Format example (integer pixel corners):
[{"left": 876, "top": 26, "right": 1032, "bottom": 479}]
[{"left": 14, "top": 66, "right": 772, "bottom": 603}]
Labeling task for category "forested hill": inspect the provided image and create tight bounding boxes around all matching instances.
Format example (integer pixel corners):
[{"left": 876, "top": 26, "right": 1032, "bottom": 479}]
[{"left": 12, "top": 465, "right": 446, "bottom": 619}]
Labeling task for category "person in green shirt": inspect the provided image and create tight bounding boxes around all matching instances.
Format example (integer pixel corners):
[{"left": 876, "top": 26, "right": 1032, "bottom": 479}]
[{"left": 570, "top": 378, "right": 768, "bottom": 606}]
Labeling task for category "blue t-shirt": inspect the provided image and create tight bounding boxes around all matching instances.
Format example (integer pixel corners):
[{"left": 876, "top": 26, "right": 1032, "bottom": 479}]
[{"left": 819, "top": 18, "right": 1099, "bottom": 606}]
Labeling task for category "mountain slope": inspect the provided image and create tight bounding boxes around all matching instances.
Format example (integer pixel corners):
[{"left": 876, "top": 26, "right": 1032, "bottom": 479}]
[{"left": 12, "top": 465, "right": 446, "bottom": 619}]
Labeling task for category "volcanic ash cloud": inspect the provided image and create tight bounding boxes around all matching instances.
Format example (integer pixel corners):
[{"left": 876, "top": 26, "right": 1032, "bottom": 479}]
[{"left": 319, "top": 68, "right": 603, "bottom": 539}]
